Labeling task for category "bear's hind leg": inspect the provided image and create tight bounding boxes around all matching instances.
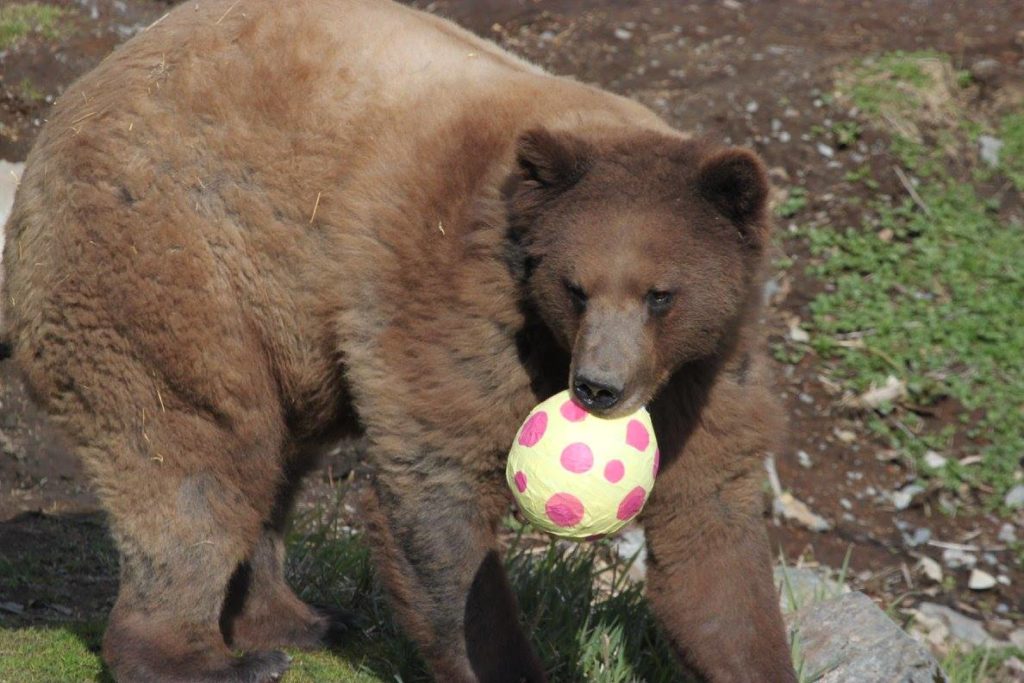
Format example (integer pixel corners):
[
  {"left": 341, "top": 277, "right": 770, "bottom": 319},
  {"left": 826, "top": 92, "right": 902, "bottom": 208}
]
[
  {"left": 94, "top": 417, "right": 291, "bottom": 682},
  {"left": 103, "top": 492, "right": 290, "bottom": 682},
  {"left": 219, "top": 453, "right": 357, "bottom": 653},
  {"left": 220, "top": 529, "right": 357, "bottom": 653}
]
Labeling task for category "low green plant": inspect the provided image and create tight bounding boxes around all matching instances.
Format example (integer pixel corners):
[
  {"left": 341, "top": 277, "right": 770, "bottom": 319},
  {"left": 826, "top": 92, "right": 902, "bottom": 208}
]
[{"left": 0, "top": 3, "right": 70, "bottom": 50}]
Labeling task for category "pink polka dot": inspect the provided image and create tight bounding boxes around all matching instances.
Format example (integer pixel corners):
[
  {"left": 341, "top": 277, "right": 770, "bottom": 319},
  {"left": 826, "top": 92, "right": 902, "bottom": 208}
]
[
  {"left": 653, "top": 449, "right": 661, "bottom": 478},
  {"left": 545, "top": 493, "right": 585, "bottom": 527},
  {"left": 616, "top": 486, "right": 647, "bottom": 521},
  {"left": 560, "top": 399, "right": 588, "bottom": 422},
  {"left": 604, "top": 459, "right": 625, "bottom": 483},
  {"left": 626, "top": 419, "right": 650, "bottom": 451},
  {"left": 514, "top": 471, "right": 527, "bottom": 493},
  {"left": 560, "top": 443, "right": 594, "bottom": 473},
  {"left": 518, "top": 411, "right": 548, "bottom": 447}
]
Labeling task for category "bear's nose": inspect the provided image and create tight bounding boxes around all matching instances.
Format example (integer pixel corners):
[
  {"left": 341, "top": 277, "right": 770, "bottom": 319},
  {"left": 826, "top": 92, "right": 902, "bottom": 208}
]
[{"left": 572, "top": 375, "right": 622, "bottom": 411}]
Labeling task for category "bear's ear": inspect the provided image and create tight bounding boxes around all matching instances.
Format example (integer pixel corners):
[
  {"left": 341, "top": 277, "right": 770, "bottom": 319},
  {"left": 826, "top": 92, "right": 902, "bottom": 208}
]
[
  {"left": 696, "top": 148, "right": 770, "bottom": 246},
  {"left": 515, "top": 128, "right": 590, "bottom": 190}
]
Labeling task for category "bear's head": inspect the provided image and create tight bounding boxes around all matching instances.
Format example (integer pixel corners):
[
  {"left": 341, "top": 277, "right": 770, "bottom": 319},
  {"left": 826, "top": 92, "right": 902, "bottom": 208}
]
[{"left": 506, "top": 126, "right": 770, "bottom": 417}]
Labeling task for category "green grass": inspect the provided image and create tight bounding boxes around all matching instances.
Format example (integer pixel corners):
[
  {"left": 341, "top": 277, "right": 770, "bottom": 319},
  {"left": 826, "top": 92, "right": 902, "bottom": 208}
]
[
  {"left": 0, "top": 3, "right": 70, "bottom": 50},
  {"left": 0, "top": 502, "right": 688, "bottom": 682},
  {"left": 0, "top": 626, "right": 108, "bottom": 683},
  {"left": 800, "top": 51, "right": 1024, "bottom": 505},
  {"left": 999, "top": 113, "right": 1024, "bottom": 192},
  {"left": 942, "top": 646, "right": 1024, "bottom": 683}
]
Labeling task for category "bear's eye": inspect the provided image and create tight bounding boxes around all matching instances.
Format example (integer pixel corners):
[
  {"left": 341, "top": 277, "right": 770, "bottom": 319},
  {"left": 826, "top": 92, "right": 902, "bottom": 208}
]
[
  {"left": 564, "top": 280, "right": 588, "bottom": 312},
  {"left": 646, "top": 289, "right": 675, "bottom": 314}
]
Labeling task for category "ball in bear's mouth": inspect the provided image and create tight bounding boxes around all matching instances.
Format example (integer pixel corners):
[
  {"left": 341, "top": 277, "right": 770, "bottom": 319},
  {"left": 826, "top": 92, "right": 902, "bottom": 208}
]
[{"left": 506, "top": 389, "right": 659, "bottom": 540}]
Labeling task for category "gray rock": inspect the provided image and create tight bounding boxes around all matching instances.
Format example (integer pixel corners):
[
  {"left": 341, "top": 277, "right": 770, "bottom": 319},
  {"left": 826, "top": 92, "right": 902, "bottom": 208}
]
[
  {"left": 979, "top": 135, "right": 1004, "bottom": 167},
  {"left": 893, "top": 483, "right": 924, "bottom": 510},
  {"left": 941, "top": 547, "right": 977, "bottom": 570},
  {"left": 970, "top": 58, "right": 1001, "bottom": 83},
  {"left": 609, "top": 526, "right": 647, "bottom": 581},
  {"left": 788, "top": 592, "right": 947, "bottom": 682},
  {"left": 1005, "top": 484, "right": 1024, "bottom": 509},
  {"left": 915, "top": 602, "right": 1008, "bottom": 649},
  {"left": 998, "top": 523, "right": 1018, "bottom": 543}
]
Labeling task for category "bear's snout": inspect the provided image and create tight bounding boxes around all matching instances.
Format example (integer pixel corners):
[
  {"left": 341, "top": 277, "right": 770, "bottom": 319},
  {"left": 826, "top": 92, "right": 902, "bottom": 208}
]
[{"left": 572, "top": 373, "right": 623, "bottom": 411}]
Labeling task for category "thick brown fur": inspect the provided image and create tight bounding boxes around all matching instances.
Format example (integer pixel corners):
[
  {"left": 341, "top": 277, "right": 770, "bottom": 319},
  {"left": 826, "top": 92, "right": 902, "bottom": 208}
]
[{"left": 1, "top": 1, "right": 795, "bottom": 681}]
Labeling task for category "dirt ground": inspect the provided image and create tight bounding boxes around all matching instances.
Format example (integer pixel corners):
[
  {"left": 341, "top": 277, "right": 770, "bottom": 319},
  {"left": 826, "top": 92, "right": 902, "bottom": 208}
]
[{"left": 2, "top": 0, "right": 1023, "bottom": 650}]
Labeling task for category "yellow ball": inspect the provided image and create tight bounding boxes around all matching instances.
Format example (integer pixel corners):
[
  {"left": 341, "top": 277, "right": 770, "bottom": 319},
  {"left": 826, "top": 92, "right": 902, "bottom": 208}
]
[{"left": 506, "top": 390, "right": 659, "bottom": 540}]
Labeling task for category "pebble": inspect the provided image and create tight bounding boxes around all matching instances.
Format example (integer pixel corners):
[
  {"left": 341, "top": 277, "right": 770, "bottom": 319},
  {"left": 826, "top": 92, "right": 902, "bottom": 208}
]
[
  {"left": 1004, "top": 484, "right": 1024, "bottom": 508},
  {"left": 941, "top": 547, "right": 977, "bottom": 570},
  {"left": 840, "top": 498, "right": 852, "bottom": 511},
  {"left": 979, "top": 135, "right": 1003, "bottom": 167},
  {"left": 997, "top": 523, "right": 1017, "bottom": 544},
  {"left": 906, "top": 527, "right": 931, "bottom": 547},
  {"left": 746, "top": 100, "right": 759, "bottom": 113},
  {"left": 816, "top": 143, "right": 834, "bottom": 158},
  {"left": 968, "top": 569, "right": 996, "bottom": 591},
  {"left": 969, "top": 57, "right": 1001, "bottom": 83},
  {"left": 0, "top": 602, "right": 24, "bottom": 615},
  {"left": 778, "top": 131, "right": 791, "bottom": 143},
  {"left": 614, "top": 27, "right": 633, "bottom": 40},
  {"left": 1011, "top": 629, "right": 1024, "bottom": 648},
  {"left": 892, "top": 483, "right": 923, "bottom": 510},
  {"left": 923, "top": 451, "right": 947, "bottom": 469},
  {"left": 916, "top": 556, "right": 943, "bottom": 583},
  {"left": 915, "top": 603, "right": 1003, "bottom": 648},
  {"left": 835, "top": 429, "right": 856, "bottom": 444},
  {"left": 797, "top": 450, "right": 813, "bottom": 469}
]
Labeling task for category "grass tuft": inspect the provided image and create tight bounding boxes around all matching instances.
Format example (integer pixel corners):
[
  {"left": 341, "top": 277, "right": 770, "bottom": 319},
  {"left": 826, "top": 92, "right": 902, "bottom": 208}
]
[{"left": 0, "top": 3, "right": 70, "bottom": 51}]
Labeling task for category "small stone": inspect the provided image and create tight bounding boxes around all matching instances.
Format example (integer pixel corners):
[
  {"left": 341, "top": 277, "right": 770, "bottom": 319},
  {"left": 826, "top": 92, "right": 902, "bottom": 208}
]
[
  {"left": 907, "top": 527, "right": 931, "bottom": 547},
  {"left": 0, "top": 602, "right": 24, "bottom": 615},
  {"left": 892, "top": 484, "right": 924, "bottom": 511},
  {"left": 1003, "top": 657, "right": 1024, "bottom": 678},
  {"left": 1004, "top": 484, "right": 1024, "bottom": 508},
  {"left": 916, "top": 556, "right": 943, "bottom": 583},
  {"left": 968, "top": 569, "right": 996, "bottom": 590},
  {"left": 835, "top": 429, "right": 856, "bottom": 444},
  {"left": 797, "top": 450, "right": 813, "bottom": 469},
  {"left": 613, "top": 27, "right": 633, "bottom": 40},
  {"left": 746, "top": 100, "right": 759, "bottom": 113},
  {"left": 941, "top": 547, "right": 977, "bottom": 570},
  {"left": 916, "top": 602, "right": 1005, "bottom": 648},
  {"left": 1010, "top": 629, "right": 1024, "bottom": 649},
  {"left": 778, "top": 131, "right": 791, "bottom": 143},
  {"left": 997, "top": 523, "right": 1017, "bottom": 544},
  {"left": 789, "top": 324, "right": 810, "bottom": 343},
  {"left": 816, "top": 142, "right": 835, "bottom": 158},
  {"left": 979, "top": 135, "right": 1003, "bottom": 167},
  {"left": 877, "top": 228, "right": 894, "bottom": 242},
  {"left": 969, "top": 58, "right": 1001, "bottom": 83},
  {"left": 997, "top": 574, "right": 1011, "bottom": 586},
  {"left": 923, "top": 451, "right": 947, "bottom": 469},
  {"left": 840, "top": 498, "right": 853, "bottom": 511}
]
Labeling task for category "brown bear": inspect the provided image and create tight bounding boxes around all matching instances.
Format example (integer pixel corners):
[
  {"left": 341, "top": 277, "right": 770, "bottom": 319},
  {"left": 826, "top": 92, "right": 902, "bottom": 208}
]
[{"left": 1, "top": 0, "right": 795, "bottom": 681}]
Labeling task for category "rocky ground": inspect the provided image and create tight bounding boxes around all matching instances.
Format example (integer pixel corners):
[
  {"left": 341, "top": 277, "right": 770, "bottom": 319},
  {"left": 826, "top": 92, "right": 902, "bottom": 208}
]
[{"left": 2, "top": 0, "right": 1024, "bottom": 680}]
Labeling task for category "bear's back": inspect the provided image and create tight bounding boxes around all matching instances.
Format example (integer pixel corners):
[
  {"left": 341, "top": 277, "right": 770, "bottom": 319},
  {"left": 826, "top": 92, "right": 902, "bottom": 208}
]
[{"left": 0, "top": 0, "right": 669, "bottom": 436}]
